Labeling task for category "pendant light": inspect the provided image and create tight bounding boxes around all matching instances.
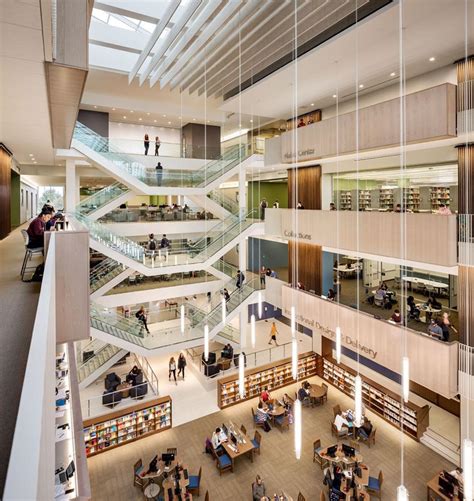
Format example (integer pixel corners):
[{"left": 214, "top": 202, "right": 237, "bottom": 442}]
[
  {"left": 204, "top": 324, "right": 209, "bottom": 361},
  {"left": 290, "top": 305, "right": 296, "bottom": 335},
  {"left": 397, "top": 485, "right": 409, "bottom": 501},
  {"left": 250, "top": 314, "right": 256, "bottom": 348},
  {"left": 292, "top": 338, "right": 298, "bottom": 380},
  {"left": 238, "top": 353, "right": 245, "bottom": 399},
  {"left": 222, "top": 297, "right": 226, "bottom": 324},
  {"left": 354, "top": 375, "right": 362, "bottom": 427},
  {"left": 180, "top": 305, "right": 185, "bottom": 334},
  {"left": 335, "top": 326, "right": 342, "bottom": 364},
  {"left": 402, "top": 356, "right": 410, "bottom": 403},
  {"left": 257, "top": 292, "right": 263, "bottom": 318},
  {"left": 463, "top": 439, "right": 473, "bottom": 501},
  {"left": 294, "top": 399, "right": 302, "bottom": 460}
]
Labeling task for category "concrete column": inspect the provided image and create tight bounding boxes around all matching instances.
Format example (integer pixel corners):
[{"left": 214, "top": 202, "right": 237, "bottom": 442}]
[
  {"left": 239, "top": 167, "right": 247, "bottom": 217},
  {"left": 167, "top": 195, "right": 172, "bottom": 205},
  {"left": 75, "top": 170, "right": 80, "bottom": 207},
  {"left": 239, "top": 237, "right": 247, "bottom": 274},
  {"left": 321, "top": 173, "right": 333, "bottom": 210},
  {"left": 459, "top": 367, "right": 474, "bottom": 489},
  {"left": 239, "top": 310, "right": 247, "bottom": 348},
  {"left": 65, "top": 159, "right": 77, "bottom": 212}
]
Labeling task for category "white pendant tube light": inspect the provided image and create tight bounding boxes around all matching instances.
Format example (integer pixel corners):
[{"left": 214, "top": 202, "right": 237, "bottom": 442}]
[
  {"left": 402, "top": 356, "right": 410, "bottom": 403},
  {"left": 294, "top": 399, "right": 302, "bottom": 459},
  {"left": 250, "top": 314, "right": 256, "bottom": 348},
  {"left": 257, "top": 292, "right": 263, "bottom": 318},
  {"left": 238, "top": 353, "right": 245, "bottom": 399},
  {"left": 180, "top": 305, "right": 185, "bottom": 334},
  {"left": 204, "top": 324, "right": 209, "bottom": 361},
  {"left": 397, "top": 485, "right": 409, "bottom": 501},
  {"left": 463, "top": 439, "right": 473, "bottom": 501},
  {"left": 290, "top": 306, "right": 296, "bottom": 336},
  {"left": 354, "top": 375, "right": 362, "bottom": 427},
  {"left": 292, "top": 338, "right": 298, "bottom": 380},
  {"left": 221, "top": 297, "right": 226, "bottom": 324},
  {"left": 335, "top": 326, "right": 342, "bottom": 364}
]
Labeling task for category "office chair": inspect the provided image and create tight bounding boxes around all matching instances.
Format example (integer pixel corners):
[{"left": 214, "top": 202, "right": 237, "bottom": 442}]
[{"left": 20, "top": 229, "right": 43, "bottom": 281}]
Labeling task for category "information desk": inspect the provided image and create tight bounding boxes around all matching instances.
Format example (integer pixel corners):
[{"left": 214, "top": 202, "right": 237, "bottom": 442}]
[
  {"left": 427, "top": 472, "right": 463, "bottom": 500},
  {"left": 83, "top": 396, "right": 172, "bottom": 456}
]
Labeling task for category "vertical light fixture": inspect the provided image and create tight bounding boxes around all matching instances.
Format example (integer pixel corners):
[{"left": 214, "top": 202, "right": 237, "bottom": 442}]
[
  {"left": 402, "top": 356, "right": 410, "bottom": 403},
  {"left": 335, "top": 326, "right": 342, "bottom": 364},
  {"left": 180, "top": 305, "right": 185, "bottom": 334},
  {"left": 294, "top": 399, "right": 302, "bottom": 459},
  {"left": 397, "top": 485, "right": 409, "bottom": 501},
  {"left": 290, "top": 305, "right": 296, "bottom": 335},
  {"left": 204, "top": 324, "right": 209, "bottom": 361},
  {"left": 464, "top": 439, "right": 473, "bottom": 501},
  {"left": 222, "top": 297, "right": 226, "bottom": 324},
  {"left": 250, "top": 314, "right": 256, "bottom": 348},
  {"left": 238, "top": 353, "right": 245, "bottom": 399},
  {"left": 292, "top": 338, "right": 298, "bottom": 380},
  {"left": 354, "top": 375, "right": 362, "bottom": 427},
  {"left": 257, "top": 291, "right": 263, "bottom": 318}
]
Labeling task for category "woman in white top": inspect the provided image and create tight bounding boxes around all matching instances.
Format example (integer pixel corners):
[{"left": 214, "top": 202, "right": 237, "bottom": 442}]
[{"left": 169, "top": 356, "right": 177, "bottom": 384}]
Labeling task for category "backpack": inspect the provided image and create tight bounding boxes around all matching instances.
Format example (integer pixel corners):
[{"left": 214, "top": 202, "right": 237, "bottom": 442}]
[
  {"left": 28, "top": 263, "right": 44, "bottom": 282},
  {"left": 149, "top": 240, "right": 156, "bottom": 250}
]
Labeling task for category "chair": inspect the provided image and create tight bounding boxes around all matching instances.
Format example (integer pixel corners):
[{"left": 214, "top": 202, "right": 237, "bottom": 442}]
[
  {"left": 313, "top": 439, "right": 328, "bottom": 470},
  {"left": 359, "top": 427, "right": 377, "bottom": 448},
  {"left": 297, "top": 493, "right": 306, "bottom": 501},
  {"left": 331, "top": 421, "right": 349, "bottom": 439},
  {"left": 187, "top": 466, "right": 201, "bottom": 496},
  {"left": 321, "top": 383, "right": 328, "bottom": 403},
  {"left": 333, "top": 404, "right": 342, "bottom": 418},
  {"left": 214, "top": 449, "right": 233, "bottom": 475},
  {"left": 240, "top": 424, "right": 247, "bottom": 435},
  {"left": 204, "top": 491, "right": 209, "bottom": 501},
  {"left": 320, "top": 492, "right": 326, "bottom": 501},
  {"left": 105, "top": 372, "right": 121, "bottom": 392},
  {"left": 133, "top": 459, "right": 144, "bottom": 488},
  {"left": 167, "top": 447, "right": 177, "bottom": 456},
  {"left": 130, "top": 382, "right": 148, "bottom": 399},
  {"left": 20, "top": 229, "right": 43, "bottom": 281},
  {"left": 252, "top": 430, "right": 262, "bottom": 455},
  {"left": 251, "top": 408, "right": 265, "bottom": 429},
  {"left": 275, "top": 414, "right": 289, "bottom": 432},
  {"left": 102, "top": 389, "right": 122, "bottom": 408},
  {"left": 367, "top": 470, "right": 384, "bottom": 499}
]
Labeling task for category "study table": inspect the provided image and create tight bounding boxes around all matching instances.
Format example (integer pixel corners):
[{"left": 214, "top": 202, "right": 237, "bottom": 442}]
[
  {"left": 426, "top": 471, "right": 463, "bottom": 500},
  {"left": 401, "top": 276, "right": 448, "bottom": 293},
  {"left": 221, "top": 431, "right": 255, "bottom": 467},
  {"left": 319, "top": 444, "right": 364, "bottom": 467}
]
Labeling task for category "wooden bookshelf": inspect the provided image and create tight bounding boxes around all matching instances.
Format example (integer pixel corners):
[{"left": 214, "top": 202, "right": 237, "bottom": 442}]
[
  {"left": 403, "top": 188, "right": 421, "bottom": 211},
  {"left": 339, "top": 191, "right": 352, "bottom": 211},
  {"left": 358, "top": 190, "right": 371, "bottom": 211},
  {"left": 217, "top": 352, "right": 322, "bottom": 409},
  {"left": 83, "top": 396, "right": 172, "bottom": 457},
  {"left": 430, "top": 187, "right": 451, "bottom": 210},
  {"left": 379, "top": 188, "right": 394, "bottom": 210},
  {"left": 322, "top": 357, "right": 429, "bottom": 440}
]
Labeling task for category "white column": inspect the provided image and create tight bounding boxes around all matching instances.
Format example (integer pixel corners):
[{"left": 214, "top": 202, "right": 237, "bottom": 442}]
[
  {"left": 239, "top": 237, "right": 247, "bottom": 274},
  {"left": 460, "top": 369, "right": 474, "bottom": 494},
  {"left": 65, "top": 159, "right": 77, "bottom": 212},
  {"left": 238, "top": 166, "right": 247, "bottom": 216},
  {"left": 167, "top": 195, "right": 172, "bottom": 205},
  {"left": 75, "top": 170, "right": 80, "bottom": 208},
  {"left": 239, "top": 310, "right": 246, "bottom": 348},
  {"left": 321, "top": 173, "right": 333, "bottom": 210}
]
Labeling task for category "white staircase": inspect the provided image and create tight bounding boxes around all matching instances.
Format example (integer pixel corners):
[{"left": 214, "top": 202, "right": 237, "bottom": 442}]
[{"left": 421, "top": 427, "right": 460, "bottom": 466}]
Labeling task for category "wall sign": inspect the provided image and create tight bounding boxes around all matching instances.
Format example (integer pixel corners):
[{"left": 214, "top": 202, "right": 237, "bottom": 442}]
[{"left": 283, "top": 229, "right": 312, "bottom": 240}]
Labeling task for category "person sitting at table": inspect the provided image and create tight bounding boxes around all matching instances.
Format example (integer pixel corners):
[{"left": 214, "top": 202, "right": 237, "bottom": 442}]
[
  {"left": 297, "top": 281, "right": 305, "bottom": 290},
  {"left": 374, "top": 286, "right": 387, "bottom": 305},
  {"left": 327, "top": 288, "right": 336, "bottom": 301},
  {"left": 427, "top": 294, "right": 442, "bottom": 310},
  {"left": 211, "top": 427, "right": 227, "bottom": 450},
  {"left": 256, "top": 402, "right": 272, "bottom": 431},
  {"left": 297, "top": 383, "right": 310, "bottom": 402},
  {"left": 441, "top": 312, "right": 457, "bottom": 342},
  {"left": 380, "top": 281, "right": 388, "bottom": 291},
  {"left": 126, "top": 365, "right": 141, "bottom": 385},
  {"left": 261, "top": 387, "right": 271, "bottom": 403},
  {"left": 358, "top": 417, "right": 373, "bottom": 440},
  {"left": 428, "top": 318, "right": 444, "bottom": 339},
  {"left": 221, "top": 343, "right": 234, "bottom": 360},
  {"left": 281, "top": 393, "right": 292, "bottom": 411},
  {"left": 252, "top": 475, "right": 266, "bottom": 501},
  {"left": 391, "top": 309, "right": 402, "bottom": 323},
  {"left": 334, "top": 413, "right": 350, "bottom": 433},
  {"left": 407, "top": 296, "right": 421, "bottom": 321}
]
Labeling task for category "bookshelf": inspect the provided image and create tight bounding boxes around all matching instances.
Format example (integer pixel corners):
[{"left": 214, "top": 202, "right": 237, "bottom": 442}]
[
  {"left": 403, "top": 188, "right": 421, "bottom": 211},
  {"left": 358, "top": 190, "right": 371, "bottom": 211},
  {"left": 83, "top": 396, "right": 172, "bottom": 457},
  {"left": 217, "top": 352, "right": 322, "bottom": 409},
  {"left": 379, "top": 188, "right": 394, "bottom": 210},
  {"left": 339, "top": 191, "right": 352, "bottom": 211},
  {"left": 430, "top": 187, "right": 451, "bottom": 211},
  {"left": 322, "top": 357, "right": 429, "bottom": 440}
]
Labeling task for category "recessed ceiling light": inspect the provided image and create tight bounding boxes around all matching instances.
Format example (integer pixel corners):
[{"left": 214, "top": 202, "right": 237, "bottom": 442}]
[
  {"left": 359, "top": 84, "right": 364, "bottom": 88},
  {"left": 130, "top": 110, "right": 134, "bottom": 113},
  {"left": 139, "top": 118, "right": 142, "bottom": 121},
  {"left": 94, "top": 105, "right": 97, "bottom": 109},
  {"left": 29, "top": 153, "right": 34, "bottom": 157},
  {"left": 193, "top": 118, "right": 196, "bottom": 121},
  {"left": 163, "top": 114, "right": 167, "bottom": 118},
  {"left": 390, "top": 72, "right": 396, "bottom": 77},
  {"left": 332, "top": 94, "right": 337, "bottom": 98},
  {"left": 112, "top": 107, "right": 116, "bottom": 111},
  {"left": 178, "top": 116, "right": 182, "bottom": 119},
  {"left": 147, "top": 112, "right": 150, "bottom": 115},
  {"left": 250, "top": 119, "right": 253, "bottom": 123},
  {"left": 154, "top": 119, "right": 157, "bottom": 123},
  {"left": 123, "top": 116, "right": 127, "bottom": 119},
  {"left": 33, "top": 161, "right": 37, "bottom": 164},
  {"left": 429, "top": 56, "right": 435, "bottom": 62},
  {"left": 310, "top": 103, "right": 315, "bottom": 106},
  {"left": 168, "top": 121, "right": 171, "bottom": 124}
]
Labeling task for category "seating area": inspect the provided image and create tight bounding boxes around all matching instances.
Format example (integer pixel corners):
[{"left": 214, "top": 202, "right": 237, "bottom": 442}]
[{"left": 101, "top": 368, "right": 149, "bottom": 409}]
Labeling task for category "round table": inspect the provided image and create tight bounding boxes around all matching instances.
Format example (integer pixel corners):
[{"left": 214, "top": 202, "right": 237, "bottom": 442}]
[
  {"left": 117, "top": 382, "right": 132, "bottom": 398},
  {"left": 319, "top": 444, "right": 363, "bottom": 465},
  {"left": 144, "top": 482, "right": 160, "bottom": 500},
  {"left": 309, "top": 384, "right": 326, "bottom": 399},
  {"left": 268, "top": 405, "right": 285, "bottom": 417}
]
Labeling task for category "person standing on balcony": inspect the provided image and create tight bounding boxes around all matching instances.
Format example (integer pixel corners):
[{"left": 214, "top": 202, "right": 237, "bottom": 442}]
[
  {"left": 160, "top": 234, "right": 170, "bottom": 261},
  {"left": 136, "top": 306, "right": 150, "bottom": 334},
  {"left": 236, "top": 270, "right": 245, "bottom": 289},
  {"left": 259, "top": 198, "right": 268, "bottom": 220},
  {"left": 260, "top": 266, "right": 266, "bottom": 287},
  {"left": 169, "top": 357, "right": 177, "bottom": 384},
  {"left": 155, "top": 162, "right": 163, "bottom": 186},
  {"left": 268, "top": 322, "right": 279, "bottom": 346},
  {"left": 144, "top": 133, "right": 150, "bottom": 155},
  {"left": 155, "top": 136, "right": 161, "bottom": 156},
  {"left": 177, "top": 353, "right": 187, "bottom": 379}
]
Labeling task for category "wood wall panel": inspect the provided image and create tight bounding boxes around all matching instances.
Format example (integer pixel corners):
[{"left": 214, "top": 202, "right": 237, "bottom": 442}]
[
  {"left": 457, "top": 142, "right": 474, "bottom": 215},
  {"left": 456, "top": 56, "right": 474, "bottom": 112},
  {"left": 0, "top": 147, "right": 12, "bottom": 240},
  {"left": 288, "top": 165, "right": 321, "bottom": 209},
  {"left": 458, "top": 265, "right": 474, "bottom": 347},
  {"left": 288, "top": 241, "right": 322, "bottom": 295}
]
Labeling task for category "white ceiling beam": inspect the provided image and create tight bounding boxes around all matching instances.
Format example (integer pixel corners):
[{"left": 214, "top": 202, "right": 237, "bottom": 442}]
[
  {"left": 159, "top": 0, "right": 242, "bottom": 89},
  {"left": 149, "top": 0, "right": 222, "bottom": 88},
  {"left": 128, "top": 1, "right": 181, "bottom": 83},
  {"left": 138, "top": 0, "right": 201, "bottom": 86},
  {"left": 175, "top": 0, "right": 273, "bottom": 93},
  {"left": 89, "top": 19, "right": 149, "bottom": 53}
]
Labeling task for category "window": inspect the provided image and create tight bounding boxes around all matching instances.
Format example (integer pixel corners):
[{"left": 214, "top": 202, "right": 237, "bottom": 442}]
[{"left": 21, "top": 189, "right": 23, "bottom": 206}]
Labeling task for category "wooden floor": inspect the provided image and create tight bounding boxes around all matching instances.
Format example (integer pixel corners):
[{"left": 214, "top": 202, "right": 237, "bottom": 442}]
[{"left": 87, "top": 375, "right": 454, "bottom": 501}]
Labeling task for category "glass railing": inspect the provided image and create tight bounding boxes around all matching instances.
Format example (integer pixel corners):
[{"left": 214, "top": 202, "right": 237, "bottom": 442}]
[
  {"left": 90, "top": 258, "right": 125, "bottom": 293},
  {"left": 77, "top": 182, "right": 129, "bottom": 216},
  {"left": 73, "top": 122, "right": 247, "bottom": 189},
  {"left": 77, "top": 341, "right": 124, "bottom": 383},
  {"left": 98, "top": 206, "right": 218, "bottom": 223},
  {"left": 208, "top": 189, "right": 240, "bottom": 215}
]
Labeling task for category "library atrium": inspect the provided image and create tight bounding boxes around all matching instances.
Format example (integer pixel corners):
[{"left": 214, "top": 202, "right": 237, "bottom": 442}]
[{"left": 1, "top": 0, "right": 474, "bottom": 500}]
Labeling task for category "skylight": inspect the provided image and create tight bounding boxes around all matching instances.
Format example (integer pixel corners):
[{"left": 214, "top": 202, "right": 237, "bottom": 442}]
[{"left": 92, "top": 8, "right": 156, "bottom": 35}]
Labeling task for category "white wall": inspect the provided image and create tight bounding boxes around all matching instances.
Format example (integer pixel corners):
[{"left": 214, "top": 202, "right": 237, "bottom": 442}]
[{"left": 20, "top": 180, "right": 38, "bottom": 222}]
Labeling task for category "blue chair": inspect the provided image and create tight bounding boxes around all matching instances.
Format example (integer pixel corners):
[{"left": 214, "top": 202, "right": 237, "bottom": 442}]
[
  {"left": 251, "top": 430, "right": 262, "bottom": 456},
  {"left": 367, "top": 470, "right": 384, "bottom": 499},
  {"left": 188, "top": 466, "right": 201, "bottom": 496},
  {"left": 216, "top": 452, "right": 233, "bottom": 475}
]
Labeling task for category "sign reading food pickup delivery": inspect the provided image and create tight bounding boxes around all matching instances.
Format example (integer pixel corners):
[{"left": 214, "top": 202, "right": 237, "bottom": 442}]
[{"left": 281, "top": 285, "right": 458, "bottom": 398}]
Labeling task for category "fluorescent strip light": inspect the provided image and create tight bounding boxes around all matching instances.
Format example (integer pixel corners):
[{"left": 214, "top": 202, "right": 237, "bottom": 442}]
[
  {"left": 257, "top": 292, "right": 263, "bottom": 318},
  {"left": 397, "top": 485, "right": 409, "bottom": 501},
  {"left": 292, "top": 338, "right": 298, "bottom": 380},
  {"left": 222, "top": 297, "right": 226, "bottom": 324},
  {"left": 238, "top": 354, "right": 245, "bottom": 399},
  {"left": 291, "top": 306, "right": 296, "bottom": 336},
  {"left": 354, "top": 375, "right": 362, "bottom": 427},
  {"left": 204, "top": 324, "right": 209, "bottom": 361},
  {"left": 251, "top": 314, "right": 256, "bottom": 348},
  {"left": 402, "top": 356, "right": 410, "bottom": 403},
  {"left": 336, "top": 327, "right": 342, "bottom": 364},
  {"left": 464, "top": 439, "right": 473, "bottom": 501},
  {"left": 294, "top": 399, "right": 302, "bottom": 460},
  {"left": 180, "top": 305, "right": 185, "bottom": 334}
]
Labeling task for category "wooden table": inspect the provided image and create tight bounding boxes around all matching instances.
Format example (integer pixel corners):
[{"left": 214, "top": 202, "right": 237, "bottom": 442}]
[
  {"left": 341, "top": 486, "right": 370, "bottom": 500},
  {"left": 267, "top": 404, "right": 285, "bottom": 420},
  {"left": 140, "top": 458, "right": 178, "bottom": 480},
  {"left": 217, "top": 358, "right": 231, "bottom": 371},
  {"left": 222, "top": 432, "right": 255, "bottom": 467},
  {"left": 162, "top": 469, "right": 190, "bottom": 501},
  {"left": 427, "top": 473, "right": 461, "bottom": 500},
  {"left": 117, "top": 382, "right": 132, "bottom": 398},
  {"left": 144, "top": 482, "right": 160, "bottom": 500},
  {"left": 309, "top": 384, "right": 326, "bottom": 405},
  {"left": 319, "top": 444, "right": 363, "bottom": 467}
]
